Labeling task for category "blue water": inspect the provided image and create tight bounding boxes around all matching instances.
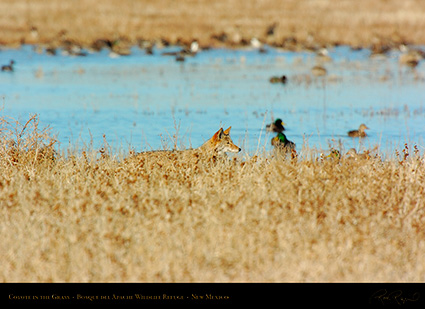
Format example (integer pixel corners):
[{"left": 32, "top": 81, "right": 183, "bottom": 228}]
[{"left": 1, "top": 44, "right": 424, "bottom": 157}]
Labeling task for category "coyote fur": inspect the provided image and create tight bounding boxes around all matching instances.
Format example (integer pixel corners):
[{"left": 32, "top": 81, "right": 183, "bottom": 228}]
[{"left": 126, "top": 127, "right": 241, "bottom": 166}]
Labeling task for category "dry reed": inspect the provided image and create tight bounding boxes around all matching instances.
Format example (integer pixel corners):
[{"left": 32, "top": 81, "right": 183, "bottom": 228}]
[{"left": 1, "top": 115, "right": 424, "bottom": 282}]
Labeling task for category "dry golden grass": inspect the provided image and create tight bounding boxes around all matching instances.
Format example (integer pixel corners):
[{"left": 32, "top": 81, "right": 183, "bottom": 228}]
[
  {"left": 1, "top": 0, "right": 425, "bottom": 48},
  {"left": 1, "top": 115, "right": 425, "bottom": 282}
]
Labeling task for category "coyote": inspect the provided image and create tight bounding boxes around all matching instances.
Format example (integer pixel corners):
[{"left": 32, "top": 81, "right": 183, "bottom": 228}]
[
  {"left": 195, "top": 126, "right": 241, "bottom": 155},
  {"left": 126, "top": 127, "right": 241, "bottom": 166}
]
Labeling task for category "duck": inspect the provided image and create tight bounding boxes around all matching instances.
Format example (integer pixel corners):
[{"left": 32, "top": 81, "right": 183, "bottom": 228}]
[
  {"left": 370, "top": 42, "right": 391, "bottom": 57},
  {"left": 266, "top": 118, "right": 285, "bottom": 133},
  {"left": 180, "top": 40, "right": 200, "bottom": 56},
  {"left": 90, "top": 38, "right": 113, "bottom": 52},
  {"left": 326, "top": 149, "right": 341, "bottom": 160},
  {"left": 188, "top": 40, "right": 199, "bottom": 55},
  {"left": 316, "top": 48, "right": 332, "bottom": 62},
  {"left": 175, "top": 55, "right": 185, "bottom": 62},
  {"left": 111, "top": 44, "right": 131, "bottom": 57},
  {"left": 269, "top": 75, "right": 287, "bottom": 84},
  {"left": 145, "top": 46, "right": 154, "bottom": 55},
  {"left": 162, "top": 40, "right": 199, "bottom": 60},
  {"left": 61, "top": 41, "right": 88, "bottom": 57},
  {"left": 106, "top": 38, "right": 132, "bottom": 57},
  {"left": 45, "top": 46, "right": 57, "bottom": 56},
  {"left": 137, "top": 39, "right": 155, "bottom": 55},
  {"left": 346, "top": 148, "right": 372, "bottom": 160},
  {"left": 348, "top": 124, "right": 369, "bottom": 137},
  {"left": 249, "top": 37, "right": 267, "bottom": 53},
  {"left": 265, "top": 22, "right": 278, "bottom": 37},
  {"left": 250, "top": 37, "right": 262, "bottom": 49},
  {"left": 399, "top": 49, "right": 423, "bottom": 68},
  {"left": 271, "top": 132, "right": 295, "bottom": 152},
  {"left": 311, "top": 65, "right": 327, "bottom": 76},
  {"left": 1, "top": 60, "right": 15, "bottom": 72}
]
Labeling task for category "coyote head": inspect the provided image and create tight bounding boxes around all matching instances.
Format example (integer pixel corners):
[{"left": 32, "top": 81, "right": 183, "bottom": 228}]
[{"left": 210, "top": 126, "right": 241, "bottom": 155}]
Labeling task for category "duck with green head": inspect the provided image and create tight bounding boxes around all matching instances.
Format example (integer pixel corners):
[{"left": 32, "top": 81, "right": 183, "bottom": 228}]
[
  {"left": 271, "top": 132, "right": 295, "bottom": 152},
  {"left": 325, "top": 149, "right": 341, "bottom": 161},
  {"left": 266, "top": 118, "right": 285, "bottom": 133}
]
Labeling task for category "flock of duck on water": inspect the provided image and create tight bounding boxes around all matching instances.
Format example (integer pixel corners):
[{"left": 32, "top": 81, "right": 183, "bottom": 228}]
[
  {"left": 2, "top": 24, "right": 424, "bottom": 72},
  {"left": 266, "top": 118, "right": 370, "bottom": 159}
]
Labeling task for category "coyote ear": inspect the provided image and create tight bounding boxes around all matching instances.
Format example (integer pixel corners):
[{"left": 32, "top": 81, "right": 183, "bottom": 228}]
[
  {"left": 213, "top": 128, "right": 224, "bottom": 140},
  {"left": 223, "top": 126, "right": 231, "bottom": 135}
]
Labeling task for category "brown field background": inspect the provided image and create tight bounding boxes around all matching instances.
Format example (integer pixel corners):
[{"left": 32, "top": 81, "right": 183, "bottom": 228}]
[
  {"left": 1, "top": 0, "right": 425, "bottom": 48},
  {"left": 1, "top": 116, "right": 425, "bottom": 282}
]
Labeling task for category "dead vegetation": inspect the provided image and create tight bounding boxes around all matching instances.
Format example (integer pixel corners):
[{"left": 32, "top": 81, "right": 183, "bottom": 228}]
[
  {"left": 1, "top": 0, "right": 425, "bottom": 49},
  {"left": 0, "top": 114, "right": 57, "bottom": 169},
  {"left": 1, "top": 115, "right": 424, "bottom": 282}
]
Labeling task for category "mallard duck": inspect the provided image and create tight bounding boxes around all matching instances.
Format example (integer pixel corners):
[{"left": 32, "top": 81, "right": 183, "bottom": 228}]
[
  {"left": 326, "top": 149, "right": 341, "bottom": 160},
  {"left": 348, "top": 124, "right": 369, "bottom": 137},
  {"left": 266, "top": 119, "right": 285, "bottom": 132},
  {"left": 271, "top": 132, "right": 295, "bottom": 152},
  {"left": 269, "top": 75, "right": 287, "bottom": 84},
  {"left": 1, "top": 60, "right": 14, "bottom": 72}
]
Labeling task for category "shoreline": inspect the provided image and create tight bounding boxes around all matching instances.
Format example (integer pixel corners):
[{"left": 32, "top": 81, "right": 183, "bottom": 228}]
[{"left": 1, "top": 37, "right": 423, "bottom": 59}]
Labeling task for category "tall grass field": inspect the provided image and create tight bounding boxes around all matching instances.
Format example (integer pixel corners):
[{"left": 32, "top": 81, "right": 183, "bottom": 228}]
[{"left": 1, "top": 115, "right": 424, "bottom": 282}]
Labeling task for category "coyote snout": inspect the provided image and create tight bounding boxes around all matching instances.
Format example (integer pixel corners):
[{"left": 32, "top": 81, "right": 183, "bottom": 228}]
[{"left": 200, "top": 126, "right": 241, "bottom": 155}]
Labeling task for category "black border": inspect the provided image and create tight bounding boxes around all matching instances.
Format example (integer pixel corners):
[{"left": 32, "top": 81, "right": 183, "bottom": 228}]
[{"left": 2, "top": 283, "right": 425, "bottom": 307}]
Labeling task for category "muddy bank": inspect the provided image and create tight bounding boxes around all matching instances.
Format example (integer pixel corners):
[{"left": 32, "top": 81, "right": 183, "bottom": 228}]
[{"left": 1, "top": 0, "right": 425, "bottom": 51}]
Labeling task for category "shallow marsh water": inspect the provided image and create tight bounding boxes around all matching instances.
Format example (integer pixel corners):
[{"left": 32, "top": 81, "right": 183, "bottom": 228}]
[{"left": 1, "top": 44, "right": 425, "bottom": 158}]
